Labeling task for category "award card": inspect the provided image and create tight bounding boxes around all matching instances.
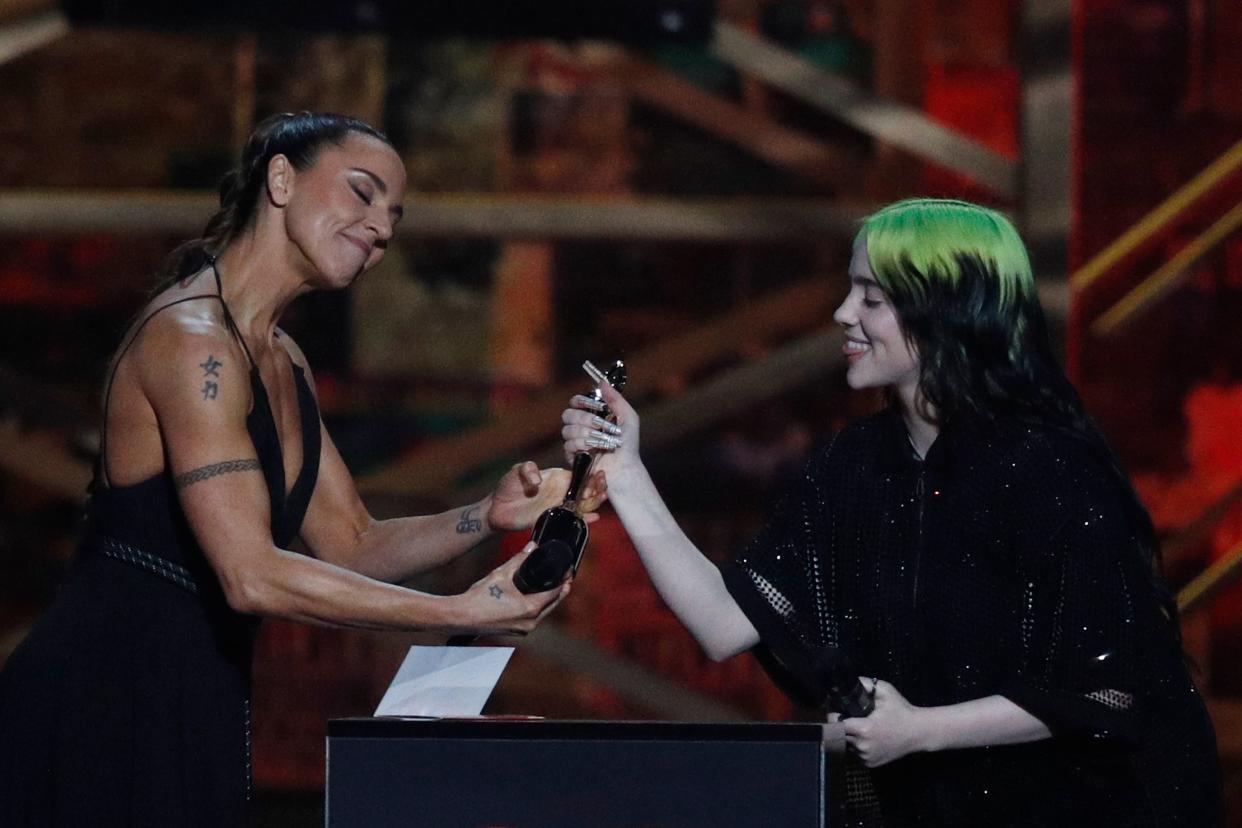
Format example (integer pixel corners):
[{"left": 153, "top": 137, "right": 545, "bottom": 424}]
[{"left": 374, "top": 645, "right": 515, "bottom": 717}]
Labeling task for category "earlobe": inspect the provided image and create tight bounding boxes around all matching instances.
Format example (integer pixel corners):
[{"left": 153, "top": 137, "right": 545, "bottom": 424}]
[{"left": 266, "top": 154, "right": 293, "bottom": 208}]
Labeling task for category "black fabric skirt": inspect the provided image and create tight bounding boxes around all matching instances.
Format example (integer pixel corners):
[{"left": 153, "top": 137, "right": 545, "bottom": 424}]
[{"left": 0, "top": 554, "right": 254, "bottom": 827}]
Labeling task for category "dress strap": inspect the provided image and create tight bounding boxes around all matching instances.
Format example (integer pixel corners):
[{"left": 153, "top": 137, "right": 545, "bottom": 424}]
[
  {"left": 210, "top": 258, "right": 256, "bottom": 369},
  {"left": 99, "top": 260, "right": 260, "bottom": 487},
  {"left": 98, "top": 289, "right": 224, "bottom": 487},
  {"left": 279, "top": 365, "right": 322, "bottom": 542}
]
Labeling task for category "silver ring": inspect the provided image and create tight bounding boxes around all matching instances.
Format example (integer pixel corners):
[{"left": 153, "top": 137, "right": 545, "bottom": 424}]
[
  {"left": 573, "top": 395, "right": 606, "bottom": 413},
  {"left": 585, "top": 434, "right": 619, "bottom": 450}
]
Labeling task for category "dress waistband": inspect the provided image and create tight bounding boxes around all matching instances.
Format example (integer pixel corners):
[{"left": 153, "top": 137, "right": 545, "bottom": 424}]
[{"left": 93, "top": 536, "right": 200, "bottom": 596}]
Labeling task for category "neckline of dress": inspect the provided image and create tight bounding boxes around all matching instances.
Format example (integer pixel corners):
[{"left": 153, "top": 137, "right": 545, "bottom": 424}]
[{"left": 246, "top": 358, "right": 316, "bottom": 505}]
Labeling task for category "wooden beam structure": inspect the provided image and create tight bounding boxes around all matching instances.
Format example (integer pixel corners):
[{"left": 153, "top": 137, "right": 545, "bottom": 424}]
[
  {"left": 0, "top": 189, "right": 871, "bottom": 242},
  {"left": 710, "top": 22, "right": 1018, "bottom": 199},
  {"left": 0, "top": 6, "right": 67, "bottom": 66},
  {"left": 359, "top": 278, "right": 844, "bottom": 498},
  {"left": 615, "top": 54, "right": 858, "bottom": 191},
  {"left": 0, "top": 0, "right": 57, "bottom": 26}
]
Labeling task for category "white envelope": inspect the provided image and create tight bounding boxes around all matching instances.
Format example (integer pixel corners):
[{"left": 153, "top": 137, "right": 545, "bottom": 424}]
[{"left": 374, "top": 645, "right": 515, "bottom": 718}]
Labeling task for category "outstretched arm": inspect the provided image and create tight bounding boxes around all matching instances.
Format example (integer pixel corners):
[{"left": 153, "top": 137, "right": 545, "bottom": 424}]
[
  {"left": 138, "top": 314, "right": 564, "bottom": 635},
  {"left": 562, "top": 380, "right": 760, "bottom": 661},
  {"left": 299, "top": 432, "right": 573, "bottom": 583},
  {"left": 283, "top": 334, "right": 599, "bottom": 584}
]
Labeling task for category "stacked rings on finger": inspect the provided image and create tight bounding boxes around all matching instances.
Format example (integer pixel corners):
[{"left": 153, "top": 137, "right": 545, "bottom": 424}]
[
  {"left": 585, "top": 434, "right": 622, "bottom": 450},
  {"left": 591, "top": 416, "right": 622, "bottom": 436},
  {"left": 573, "top": 395, "right": 607, "bottom": 413}
]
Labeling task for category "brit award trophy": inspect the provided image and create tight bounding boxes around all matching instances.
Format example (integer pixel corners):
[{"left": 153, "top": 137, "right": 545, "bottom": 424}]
[{"left": 513, "top": 359, "right": 627, "bottom": 593}]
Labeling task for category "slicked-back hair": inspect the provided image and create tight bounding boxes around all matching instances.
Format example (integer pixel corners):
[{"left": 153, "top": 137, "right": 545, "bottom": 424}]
[{"left": 154, "top": 111, "right": 393, "bottom": 293}]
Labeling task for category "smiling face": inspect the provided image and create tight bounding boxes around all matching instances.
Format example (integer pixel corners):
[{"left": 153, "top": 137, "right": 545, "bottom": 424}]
[
  {"left": 274, "top": 132, "right": 407, "bottom": 289},
  {"left": 833, "top": 237, "right": 921, "bottom": 404}
]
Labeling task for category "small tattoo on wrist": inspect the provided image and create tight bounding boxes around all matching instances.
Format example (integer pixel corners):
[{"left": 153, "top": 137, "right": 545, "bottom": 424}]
[
  {"left": 488, "top": 585, "right": 504, "bottom": 599},
  {"left": 456, "top": 506, "right": 483, "bottom": 534}
]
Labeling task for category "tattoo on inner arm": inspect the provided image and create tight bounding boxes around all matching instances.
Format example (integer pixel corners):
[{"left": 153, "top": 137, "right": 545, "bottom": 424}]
[
  {"left": 200, "top": 354, "right": 222, "bottom": 401},
  {"left": 174, "top": 458, "right": 261, "bottom": 490},
  {"left": 456, "top": 506, "right": 483, "bottom": 534}
]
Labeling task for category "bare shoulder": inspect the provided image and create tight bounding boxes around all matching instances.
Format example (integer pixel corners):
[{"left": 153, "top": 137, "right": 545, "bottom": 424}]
[{"left": 128, "top": 294, "right": 252, "bottom": 419}]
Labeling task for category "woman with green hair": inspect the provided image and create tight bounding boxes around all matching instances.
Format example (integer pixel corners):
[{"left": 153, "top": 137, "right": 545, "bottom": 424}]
[{"left": 561, "top": 198, "right": 1222, "bottom": 825}]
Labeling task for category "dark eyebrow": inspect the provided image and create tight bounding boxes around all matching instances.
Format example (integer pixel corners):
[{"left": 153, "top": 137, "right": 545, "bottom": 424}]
[{"left": 349, "top": 167, "right": 404, "bottom": 221}]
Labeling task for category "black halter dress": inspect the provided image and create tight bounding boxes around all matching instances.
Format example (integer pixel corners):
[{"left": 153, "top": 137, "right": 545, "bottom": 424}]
[{"left": 0, "top": 272, "right": 320, "bottom": 826}]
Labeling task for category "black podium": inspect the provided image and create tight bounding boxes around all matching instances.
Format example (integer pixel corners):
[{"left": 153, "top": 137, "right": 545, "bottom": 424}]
[{"left": 326, "top": 718, "right": 825, "bottom": 828}]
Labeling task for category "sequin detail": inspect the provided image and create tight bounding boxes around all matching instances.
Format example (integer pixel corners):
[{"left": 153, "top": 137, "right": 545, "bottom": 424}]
[{"left": 722, "top": 408, "right": 1222, "bottom": 826}]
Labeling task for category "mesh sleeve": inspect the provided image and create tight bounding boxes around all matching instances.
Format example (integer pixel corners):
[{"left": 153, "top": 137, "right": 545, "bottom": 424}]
[
  {"left": 721, "top": 442, "right": 837, "bottom": 705},
  {"left": 1000, "top": 499, "right": 1151, "bottom": 745}
]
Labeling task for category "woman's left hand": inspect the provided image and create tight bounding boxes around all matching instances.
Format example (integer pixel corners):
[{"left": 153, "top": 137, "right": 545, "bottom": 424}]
[
  {"left": 841, "top": 679, "right": 930, "bottom": 768},
  {"left": 485, "top": 461, "right": 607, "bottom": 532}
]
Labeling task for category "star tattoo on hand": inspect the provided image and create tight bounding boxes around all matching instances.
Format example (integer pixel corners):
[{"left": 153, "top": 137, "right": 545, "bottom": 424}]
[{"left": 488, "top": 585, "right": 504, "bottom": 599}]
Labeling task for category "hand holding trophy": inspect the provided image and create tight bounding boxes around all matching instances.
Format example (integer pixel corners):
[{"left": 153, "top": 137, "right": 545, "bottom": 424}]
[{"left": 513, "top": 359, "right": 627, "bottom": 593}]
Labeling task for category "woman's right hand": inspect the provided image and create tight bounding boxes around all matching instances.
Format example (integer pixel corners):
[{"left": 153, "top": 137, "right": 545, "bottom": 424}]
[
  {"left": 454, "top": 543, "right": 570, "bottom": 636},
  {"left": 561, "top": 378, "right": 641, "bottom": 479}
]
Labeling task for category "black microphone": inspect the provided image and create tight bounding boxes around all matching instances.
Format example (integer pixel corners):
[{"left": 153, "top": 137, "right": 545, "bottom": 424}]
[{"left": 815, "top": 645, "right": 874, "bottom": 719}]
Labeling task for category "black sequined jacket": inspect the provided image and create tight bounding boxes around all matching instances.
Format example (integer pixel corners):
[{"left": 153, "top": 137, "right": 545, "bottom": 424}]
[{"left": 722, "top": 407, "right": 1222, "bottom": 827}]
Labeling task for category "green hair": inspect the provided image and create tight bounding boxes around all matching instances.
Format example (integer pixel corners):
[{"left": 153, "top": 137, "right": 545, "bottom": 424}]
[
  {"left": 855, "top": 198, "right": 1173, "bottom": 621},
  {"left": 854, "top": 197, "right": 1052, "bottom": 424},
  {"left": 858, "top": 198, "right": 1034, "bottom": 355}
]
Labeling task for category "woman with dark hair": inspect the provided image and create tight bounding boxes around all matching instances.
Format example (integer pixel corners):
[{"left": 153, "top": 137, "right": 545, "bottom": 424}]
[
  {"left": 562, "top": 199, "right": 1222, "bottom": 826},
  {"left": 0, "top": 112, "right": 591, "bottom": 826}
]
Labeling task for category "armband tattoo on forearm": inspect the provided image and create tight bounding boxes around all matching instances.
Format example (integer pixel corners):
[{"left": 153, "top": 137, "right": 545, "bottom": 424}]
[{"left": 174, "top": 458, "right": 262, "bottom": 490}]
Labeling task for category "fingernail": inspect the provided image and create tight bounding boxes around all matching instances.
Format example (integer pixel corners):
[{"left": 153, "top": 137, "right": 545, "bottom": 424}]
[
  {"left": 583, "top": 360, "right": 606, "bottom": 385},
  {"left": 574, "top": 395, "right": 606, "bottom": 412},
  {"left": 590, "top": 416, "right": 623, "bottom": 436}
]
